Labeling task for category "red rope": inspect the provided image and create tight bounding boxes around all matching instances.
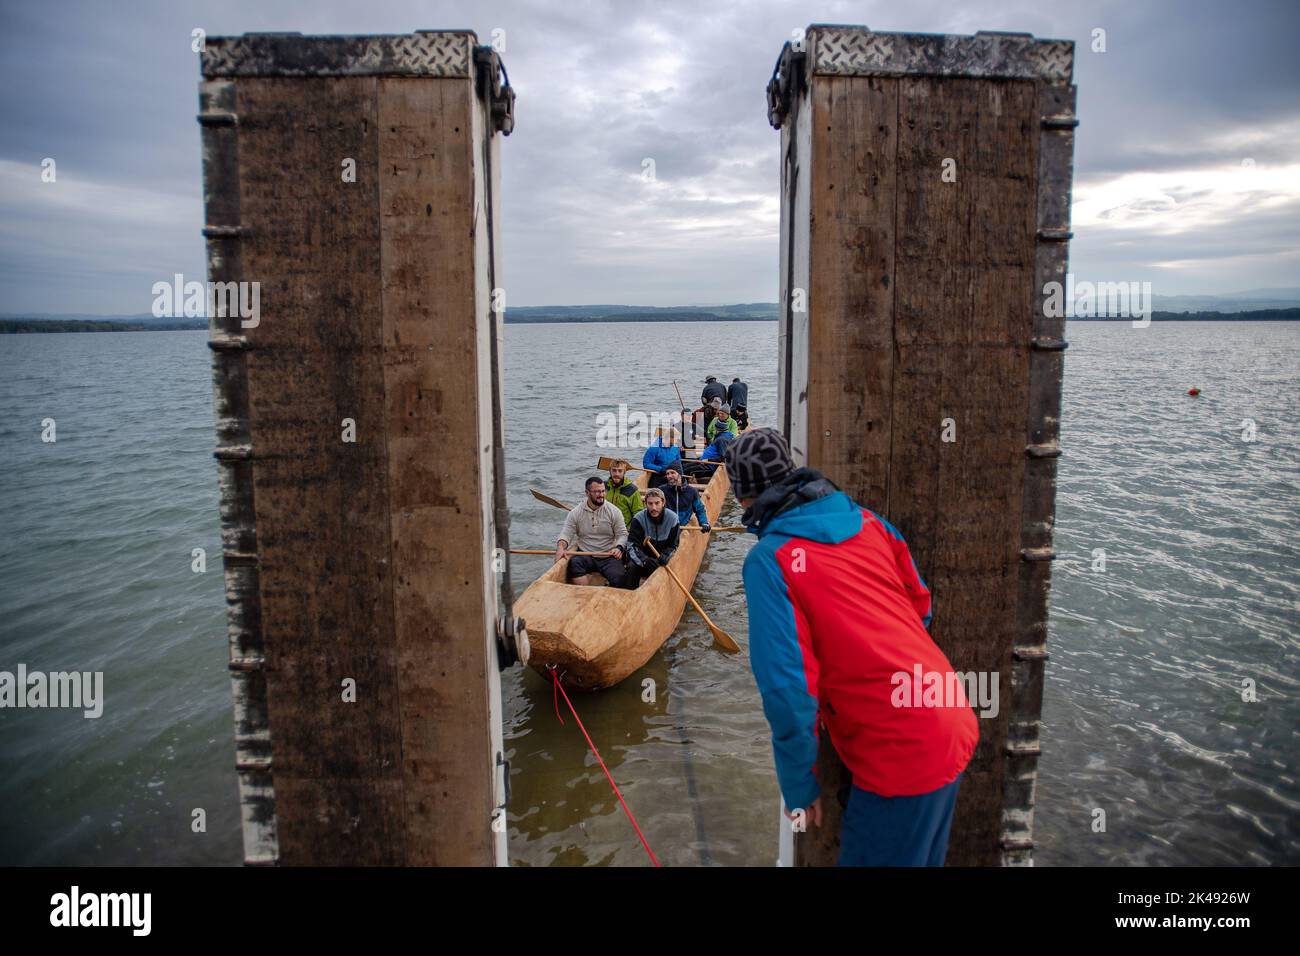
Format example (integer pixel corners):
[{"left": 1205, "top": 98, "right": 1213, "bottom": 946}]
[{"left": 548, "top": 668, "right": 661, "bottom": 867}]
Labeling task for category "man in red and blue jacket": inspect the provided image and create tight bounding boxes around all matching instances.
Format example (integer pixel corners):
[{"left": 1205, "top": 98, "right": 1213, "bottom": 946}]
[{"left": 724, "top": 428, "right": 978, "bottom": 866}]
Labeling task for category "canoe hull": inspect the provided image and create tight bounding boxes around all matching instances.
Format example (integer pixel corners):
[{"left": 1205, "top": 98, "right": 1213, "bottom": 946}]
[{"left": 516, "top": 465, "right": 729, "bottom": 690}]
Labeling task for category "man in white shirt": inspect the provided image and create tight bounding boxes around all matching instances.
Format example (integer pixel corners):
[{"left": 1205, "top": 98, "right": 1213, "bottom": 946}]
[{"left": 556, "top": 476, "right": 630, "bottom": 587}]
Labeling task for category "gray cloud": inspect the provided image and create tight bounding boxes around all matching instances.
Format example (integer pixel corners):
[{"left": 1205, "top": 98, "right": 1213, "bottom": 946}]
[{"left": 0, "top": 0, "right": 1295, "bottom": 313}]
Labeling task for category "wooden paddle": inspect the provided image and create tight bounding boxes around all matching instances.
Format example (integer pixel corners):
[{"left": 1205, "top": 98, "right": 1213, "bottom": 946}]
[
  {"left": 672, "top": 380, "right": 687, "bottom": 412},
  {"left": 643, "top": 538, "right": 740, "bottom": 653},
  {"left": 596, "top": 456, "right": 707, "bottom": 489},
  {"left": 511, "top": 548, "right": 611, "bottom": 556},
  {"left": 530, "top": 488, "right": 572, "bottom": 511},
  {"left": 682, "top": 525, "right": 746, "bottom": 533},
  {"left": 597, "top": 455, "right": 646, "bottom": 473}
]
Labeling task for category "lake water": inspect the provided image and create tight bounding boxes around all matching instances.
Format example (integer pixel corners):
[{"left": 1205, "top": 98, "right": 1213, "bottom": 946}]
[{"left": 0, "top": 321, "right": 1296, "bottom": 866}]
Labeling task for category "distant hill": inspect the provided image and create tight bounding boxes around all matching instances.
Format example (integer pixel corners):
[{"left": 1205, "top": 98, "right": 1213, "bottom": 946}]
[
  {"left": 4, "top": 291, "right": 1298, "bottom": 332},
  {"left": 1073, "top": 308, "right": 1300, "bottom": 322},
  {"left": 504, "top": 303, "right": 778, "bottom": 323},
  {"left": 1, "top": 317, "right": 205, "bottom": 333},
  {"left": 1149, "top": 291, "right": 1300, "bottom": 313}
]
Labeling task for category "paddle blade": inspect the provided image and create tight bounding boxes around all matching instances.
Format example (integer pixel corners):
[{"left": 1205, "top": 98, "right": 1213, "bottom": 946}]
[
  {"left": 598, "top": 455, "right": 648, "bottom": 474},
  {"left": 710, "top": 624, "right": 741, "bottom": 653},
  {"left": 530, "top": 488, "right": 571, "bottom": 511}
]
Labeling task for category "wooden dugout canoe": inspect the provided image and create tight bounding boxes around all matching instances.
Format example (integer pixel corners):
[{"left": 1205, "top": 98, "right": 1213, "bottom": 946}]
[{"left": 516, "top": 463, "right": 730, "bottom": 690}]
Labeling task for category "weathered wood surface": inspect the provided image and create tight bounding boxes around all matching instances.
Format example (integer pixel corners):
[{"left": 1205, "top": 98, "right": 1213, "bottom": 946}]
[
  {"left": 516, "top": 466, "right": 729, "bottom": 691},
  {"left": 203, "top": 34, "right": 508, "bottom": 866},
  {"left": 776, "top": 26, "right": 1074, "bottom": 867}
]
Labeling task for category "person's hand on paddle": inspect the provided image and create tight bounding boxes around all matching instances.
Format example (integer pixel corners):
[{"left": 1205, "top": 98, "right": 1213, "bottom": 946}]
[
  {"left": 609, "top": 546, "right": 624, "bottom": 560},
  {"left": 700, "top": 523, "right": 711, "bottom": 534},
  {"left": 554, "top": 542, "right": 568, "bottom": 563},
  {"left": 784, "top": 797, "right": 822, "bottom": 827}
]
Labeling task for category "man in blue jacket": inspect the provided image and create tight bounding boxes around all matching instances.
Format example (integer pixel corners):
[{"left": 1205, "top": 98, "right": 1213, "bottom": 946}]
[
  {"left": 682, "top": 428, "right": 734, "bottom": 480},
  {"left": 642, "top": 428, "right": 683, "bottom": 489}
]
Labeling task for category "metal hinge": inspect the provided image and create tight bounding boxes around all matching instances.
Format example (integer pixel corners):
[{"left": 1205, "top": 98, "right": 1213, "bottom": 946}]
[
  {"left": 474, "top": 46, "right": 516, "bottom": 135},
  {"left": 766, "top": 42, "right": 806, "bottom": 130}
]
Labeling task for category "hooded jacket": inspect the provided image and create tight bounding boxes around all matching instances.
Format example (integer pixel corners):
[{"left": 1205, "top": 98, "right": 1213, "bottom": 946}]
[
  {"left": 661, "top": 480, "right": 708, "bottom": 529},
  {"left": 605, "top": 477, "right": 643, "bottom": 529},
  {"left": 700, "top": 430, "right": 736, "bottom": 461},
  {"left": 706, "top": 415, "right": 738, "bottom": 443},
  {"left": 642, "top": 438, "right": 683, "bottom": 475},
  {"left": 628, "top": 507, "right": 680, "bottom": 566},
  {"left": 741, "top": 468, "right": 978, "bottom": 810}
]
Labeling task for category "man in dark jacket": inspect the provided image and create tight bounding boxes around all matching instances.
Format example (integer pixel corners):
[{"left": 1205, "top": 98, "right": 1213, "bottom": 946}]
[
  {"left": 678, "top": 407, "right": 703, "bottom": 450},
  {"left": 624, "top": 489, "right": 681, "bottom": 588},
  {"left": 661, "top": 463, "right": 710, "bottom": 531},
  {"left": 724, "top": 428, "right": 977, "bottom": 867},
  {"left": 701, "top": 376, "right": 727, "bottom": 405},
  {"left": 727, "top": 377, "right": 749, "bottom": 409}
]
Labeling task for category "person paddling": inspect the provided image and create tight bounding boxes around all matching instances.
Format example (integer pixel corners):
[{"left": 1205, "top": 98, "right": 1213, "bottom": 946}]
[
  {"left": 661, "top": 462, "right": 710, "bottom": 532},
  {"left": 723, "top": 428, "right": 977, "bottom": 866},
  {"left": 624, "top": 488, "right": 681, "bottom": 589},
  {"left": 556, "top": 476, "right": 629, "bottom": 587},
  {"left": 642, "top": 427, "right": 684, "bottom": 489},
  {"left": 682, "top": 428, "right": 734, "bottom": 480},
  {"left": 605, "top": 459, "right": 643, "bottom": 530}
]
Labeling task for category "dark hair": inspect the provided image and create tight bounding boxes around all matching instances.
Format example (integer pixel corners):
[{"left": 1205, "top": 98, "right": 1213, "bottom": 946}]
[
  {"left": 585, "top": 476, "right": 604, "bottom": 490},
  {"left": 732, "top": 377, "right": 740, "bottom": 382}
]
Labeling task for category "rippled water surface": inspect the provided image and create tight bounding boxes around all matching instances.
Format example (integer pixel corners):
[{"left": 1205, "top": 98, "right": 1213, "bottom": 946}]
[{"left": 0, "top": 322, "right": 1296, "bottom": 865}]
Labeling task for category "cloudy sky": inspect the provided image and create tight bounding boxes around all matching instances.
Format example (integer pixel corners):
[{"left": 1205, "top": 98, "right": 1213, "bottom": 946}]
[{"left": 0, "top": 0, "right": 1296, "bottom": 313}]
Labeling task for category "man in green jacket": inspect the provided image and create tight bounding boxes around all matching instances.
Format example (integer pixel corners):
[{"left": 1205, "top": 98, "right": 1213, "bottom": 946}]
[{"left": 605, "top": 459, "right": 643, "bottom": 529}]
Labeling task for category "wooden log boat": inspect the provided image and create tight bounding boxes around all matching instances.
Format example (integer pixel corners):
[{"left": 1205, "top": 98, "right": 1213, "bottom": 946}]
[{"left": 515, "top": 463, "right": 730, "bottom": 690}]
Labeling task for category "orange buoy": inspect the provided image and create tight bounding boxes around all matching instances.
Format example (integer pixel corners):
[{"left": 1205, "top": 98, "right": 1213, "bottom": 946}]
[{"left": 1187, "top": 387, "right": 1200, "bottom": 396}]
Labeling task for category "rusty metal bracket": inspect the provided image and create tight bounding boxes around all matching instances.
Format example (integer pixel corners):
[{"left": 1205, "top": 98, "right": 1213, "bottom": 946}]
[
  {"left": 474, "top": 46, "right": 515, "bottom": 135},
  {"left": 496, "top": 615, "right": 530, "bottom": 670},
  {"left": 767, "top": 42, "right": 806, "bottom": 130}
]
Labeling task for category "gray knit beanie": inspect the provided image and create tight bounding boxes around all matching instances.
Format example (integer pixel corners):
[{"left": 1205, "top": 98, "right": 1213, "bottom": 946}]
[{"left": 724, "top": 427, "right": 795, "bottom": 499}]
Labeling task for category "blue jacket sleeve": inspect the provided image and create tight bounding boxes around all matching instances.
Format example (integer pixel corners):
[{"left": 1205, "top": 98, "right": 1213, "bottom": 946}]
[
  {"left": 692, "top": 495, "right": 708, "bottom": 528},
  {"left": 742, "top": 543, "right": 821, "bottom": 812}
]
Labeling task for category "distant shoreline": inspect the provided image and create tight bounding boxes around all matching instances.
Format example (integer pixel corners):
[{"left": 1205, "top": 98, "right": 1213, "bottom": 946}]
[{"left": 3, "top": 308, "right": 1298, "bottom": 334}]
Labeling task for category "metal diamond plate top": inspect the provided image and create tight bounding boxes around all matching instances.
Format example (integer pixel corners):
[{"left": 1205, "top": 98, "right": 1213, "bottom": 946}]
[
  {"left": 809, "top": 25, "right": 1073, "bottom": 82},
  {"left": 201, "top": 31, "right": 477, "bottom": 78}
]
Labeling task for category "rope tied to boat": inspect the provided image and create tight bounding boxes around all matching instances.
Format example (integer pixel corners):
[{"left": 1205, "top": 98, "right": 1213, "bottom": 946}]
[{"left": 546, "top": 666, "right": 661, "bottom": 867}]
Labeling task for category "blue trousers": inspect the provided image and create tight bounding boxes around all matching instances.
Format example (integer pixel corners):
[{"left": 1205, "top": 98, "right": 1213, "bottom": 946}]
[{"left": 838, "top": 775, "right": 962, "bottom": 867}]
